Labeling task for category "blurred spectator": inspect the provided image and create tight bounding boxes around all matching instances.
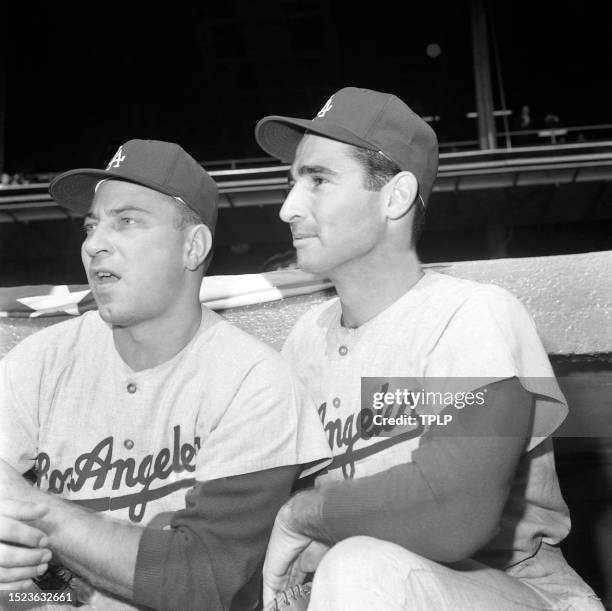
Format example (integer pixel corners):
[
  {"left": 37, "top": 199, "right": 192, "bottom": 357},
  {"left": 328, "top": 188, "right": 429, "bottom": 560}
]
[
  {"left": 543, "top": 113, "right": 560, "bottom": 129},
  {"left": 543, "top": 113, "right": 566, "bottom": 144},
  {"left": 0, "top": 173, "right": 31, "bottom": 185},
  {"left": 520, "top": 105, "right": 531, "bottom": 129},
  {"left": 514, "top": 105, "right": 533, "bottom": 146}
]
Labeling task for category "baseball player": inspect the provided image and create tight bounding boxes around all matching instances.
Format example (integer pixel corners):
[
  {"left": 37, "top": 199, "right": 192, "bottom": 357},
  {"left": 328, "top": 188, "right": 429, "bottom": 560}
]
[
  {"left": 0, "top": 140, "right": 331, "bottom": 610},
  {"left": 255, "top": 88, "right": 604, "bottom": 609}
]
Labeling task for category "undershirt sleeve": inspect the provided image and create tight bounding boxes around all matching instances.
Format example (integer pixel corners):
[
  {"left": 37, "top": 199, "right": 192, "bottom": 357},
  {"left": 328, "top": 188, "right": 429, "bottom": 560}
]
[
  {"left": 133, "top": 464, "right": 299, "bottom": 611},
  {"left": 317, "top": 378, "right": 533, "bottom": 563}
]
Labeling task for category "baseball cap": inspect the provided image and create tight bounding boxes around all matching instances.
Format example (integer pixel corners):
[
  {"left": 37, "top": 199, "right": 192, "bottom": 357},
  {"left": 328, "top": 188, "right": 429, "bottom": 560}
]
[
  {"left": 49, "top": 139, "right": 218, "bottom": 230},
  {"left": 255, "top": 87, "right": 439, "bottom": 204}
]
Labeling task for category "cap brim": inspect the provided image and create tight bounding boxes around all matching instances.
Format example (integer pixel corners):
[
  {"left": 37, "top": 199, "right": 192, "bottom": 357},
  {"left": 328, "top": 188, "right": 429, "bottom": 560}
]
[
  {"left": 49, "top": 169, "right": 193, "bottom": 214},
  {"left": 255, "top": 115, "right": 378, "bottom": 163}
]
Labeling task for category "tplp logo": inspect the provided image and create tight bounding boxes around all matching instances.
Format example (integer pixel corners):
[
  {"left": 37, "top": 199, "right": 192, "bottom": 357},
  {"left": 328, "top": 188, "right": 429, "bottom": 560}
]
[
  {"left": 107, "top": 146, "right": 126, "bottom": 170},
  {"left": 317, "top": 96, "right": 334, "bottom": 118}
]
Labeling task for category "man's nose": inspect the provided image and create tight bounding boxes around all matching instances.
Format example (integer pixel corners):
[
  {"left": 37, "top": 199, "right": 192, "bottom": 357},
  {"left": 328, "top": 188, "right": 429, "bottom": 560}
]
[
  {"left": 83, "top": 224, "right": 113, "bottom": 258},
  {"left": 279, "top": 184, "right": 305, "bottom": 224}
]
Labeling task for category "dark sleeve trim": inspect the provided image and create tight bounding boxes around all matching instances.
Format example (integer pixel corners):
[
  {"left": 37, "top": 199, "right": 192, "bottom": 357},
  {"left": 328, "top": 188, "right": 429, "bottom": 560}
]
[
  {"left": 133, "top": 465, "right": 299, "bottom": 611},
  {"left": 319, "top": 378, "right": 532, "bottom": 562}
]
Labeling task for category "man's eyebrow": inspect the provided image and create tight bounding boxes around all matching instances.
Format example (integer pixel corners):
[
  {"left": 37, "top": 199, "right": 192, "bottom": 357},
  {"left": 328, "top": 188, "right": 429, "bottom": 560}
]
[
  {"left": 294, "top": 165, "right": 338, "bottom": 178},
  {"left": 84, "top": 205, "right": 152, "bottom": 219},
  {"left": 108, "top": 205, "right": 152, "bottom": 216}
]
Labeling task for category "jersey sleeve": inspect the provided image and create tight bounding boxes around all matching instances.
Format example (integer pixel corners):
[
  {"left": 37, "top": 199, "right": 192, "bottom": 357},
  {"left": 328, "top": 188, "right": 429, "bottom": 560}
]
[
  {"left": 0, "top": 341, "right": 41, "bottom": 473},
  {"left": 424, "top": 285, "right": 567, "bottom": 450},
  {"left": 194, "top": 356, "right": 331, "bottom": 482},
  {"left": 134, "top": 465, "right": 298, "bottom": 611},
  {"left": 317, "top": 378, "right": 533, "bottom": 562}
]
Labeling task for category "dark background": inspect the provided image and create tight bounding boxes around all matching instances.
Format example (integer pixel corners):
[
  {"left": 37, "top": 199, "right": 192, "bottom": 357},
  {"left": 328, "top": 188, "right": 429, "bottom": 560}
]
[
  {"left": 3, "top": 1, "right": 611, "bottom": 172},
  {"left": 3, "top": 6, "right": 612, "bottom": 605},
  {"left": 2, "top": 1, "right": 612, "bottom": 284}
]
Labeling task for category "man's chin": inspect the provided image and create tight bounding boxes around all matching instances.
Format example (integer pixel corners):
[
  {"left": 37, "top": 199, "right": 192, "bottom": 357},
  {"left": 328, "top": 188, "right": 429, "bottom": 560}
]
[
  {"left": 296, "top": 256, "right": 330, "bottom": 278},
  {"left": 96, "top": 303, "right": 129, "bottom": 326},
  {"left": 97, "top": 309, "right": 117, "bottom": 325}
]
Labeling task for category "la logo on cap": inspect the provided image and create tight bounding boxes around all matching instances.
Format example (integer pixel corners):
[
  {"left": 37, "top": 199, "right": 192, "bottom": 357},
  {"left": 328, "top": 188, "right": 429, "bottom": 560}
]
[
  {"left": 317, "top": 96, "right": 334, "bottom": 118},
  {"left": 107, "top": 146, "right": 126, "bottom": 170}
]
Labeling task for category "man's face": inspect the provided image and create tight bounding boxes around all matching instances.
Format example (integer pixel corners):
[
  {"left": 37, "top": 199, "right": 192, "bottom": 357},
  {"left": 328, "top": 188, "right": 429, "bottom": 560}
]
[
  {"left": 280, "top": 134, "right": 385, "bottom": 277},
  {"left": 81, "top": 180, "right": 189, "bottom": 327}
]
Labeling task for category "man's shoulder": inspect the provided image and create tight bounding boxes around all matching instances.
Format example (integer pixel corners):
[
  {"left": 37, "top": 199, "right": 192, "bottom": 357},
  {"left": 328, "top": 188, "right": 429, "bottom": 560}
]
[
  {"left": 199, "top": 310, "right": 293, "bottom": 367},
  {"left": 426, "top": 270, "right": 506, "bottom": 296},
  {"left": 3, "top": 311, "right": 105, "bottom": 363},
  {"left": 425, "top": 272, "right": 524, "bottom": 313},
  {"left": 425, "top": 273, "right": 543, "bottom": 365},
  {"left": 194, "top": 314, "right": 311, "bottom": 404}
]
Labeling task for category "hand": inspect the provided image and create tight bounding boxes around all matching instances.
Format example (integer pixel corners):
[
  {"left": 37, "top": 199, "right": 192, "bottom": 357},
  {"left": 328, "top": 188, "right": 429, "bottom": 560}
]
[
  {"left": 262, "top": 503, "right": 313, "bottom": 607},
  {"left": 287, "top": 540, "right": 330, "bottom": 585},
  {"left": 0, "top": 499, "right": 51, "bottom": 590},
  {"left": 0, "top": 458, "right": 35, "bottom": 501}
]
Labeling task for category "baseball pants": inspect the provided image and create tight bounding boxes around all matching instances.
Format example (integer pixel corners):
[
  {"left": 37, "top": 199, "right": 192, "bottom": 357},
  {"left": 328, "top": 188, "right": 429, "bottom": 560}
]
[{"left": 307, "top": 536, "right": 604, "bottom": 610}]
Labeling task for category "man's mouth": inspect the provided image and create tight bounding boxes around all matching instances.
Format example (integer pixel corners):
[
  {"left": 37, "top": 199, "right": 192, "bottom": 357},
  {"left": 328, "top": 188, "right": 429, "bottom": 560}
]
[
  {"left": 91, "top": 270, "right": 120, "bottom": 284},
  {"left": 292, "top": 232, "right": 316, "bottom": 241}
]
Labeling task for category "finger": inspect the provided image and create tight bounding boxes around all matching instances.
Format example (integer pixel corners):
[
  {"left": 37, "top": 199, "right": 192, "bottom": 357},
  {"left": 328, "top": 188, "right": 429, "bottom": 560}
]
[
  {"left": 287, "top": 560, "right": 307, "bottom": 588},
  {"left": 288, "top": 567, "right": 307, "bottom": 589},
  {"left": 0, "top": 518, "right": 48, "bottom": 548},
  {"left": 0, "top": 500, "right": 48, "bottom": 522},
  {"left": 263, "top": 559, "right": 291, "bottom": 597},
  {"left": 298, "top": 541, "right": 329, "bottom": 573},
  {"left": 0, "top": 579, "right": 34, "bottom": 592},
  {"left": 0, "top": 563, "right": 48, "bottom": 584},
  {"left": 0, "top": 543, "right": 51, "bottom": 568}
]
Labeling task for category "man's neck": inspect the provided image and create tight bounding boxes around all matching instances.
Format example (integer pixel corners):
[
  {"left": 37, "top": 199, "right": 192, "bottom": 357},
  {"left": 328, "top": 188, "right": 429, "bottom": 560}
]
[
  {"left": 333, "top": 249, "right": 423, "bottom": 329},
  {"left": 112, "top": 299, "right": 203, "bottom": 371}
]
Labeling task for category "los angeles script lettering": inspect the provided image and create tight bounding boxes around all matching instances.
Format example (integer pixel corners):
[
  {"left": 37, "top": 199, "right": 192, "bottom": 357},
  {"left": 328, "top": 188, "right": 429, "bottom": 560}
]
[
  {"left": 34, "top": 425, "right": 200, "bottom": 522},
  {"left": 319, "top": 383, "right": 417, "bottom": 479}
]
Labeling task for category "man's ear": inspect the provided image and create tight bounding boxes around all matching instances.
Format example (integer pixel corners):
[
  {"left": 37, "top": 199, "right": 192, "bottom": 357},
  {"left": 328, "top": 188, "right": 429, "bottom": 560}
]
[
  {"left": 184, "top": 224, "right": 213, "bottom": 271},
  {"left": 384, "top": 171, "right": 419, "bottom": 220}
]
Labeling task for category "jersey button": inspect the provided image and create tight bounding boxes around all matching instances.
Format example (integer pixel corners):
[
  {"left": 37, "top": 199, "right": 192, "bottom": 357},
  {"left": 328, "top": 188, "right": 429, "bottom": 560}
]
[
  {"left": 124, "top": 439, "right": 134, "bottom": 450},
  {"left": 127, "top": 383, "right": 137, "bottom": 394},
  {"left": 332, "top": 397, "right": 341, "bottom": 408},
  {"left": 338, "top": 345, "right": 348, "bottom": 356}
]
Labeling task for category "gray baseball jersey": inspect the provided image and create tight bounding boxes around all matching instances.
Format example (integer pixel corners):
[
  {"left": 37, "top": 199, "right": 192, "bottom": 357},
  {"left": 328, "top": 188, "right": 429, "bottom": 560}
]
[
  {"left": 0, "top": 306, "right": 331, "bottom": 609},
  {"left": 282, "top": 271, "right": 571, "bottom": 568}
]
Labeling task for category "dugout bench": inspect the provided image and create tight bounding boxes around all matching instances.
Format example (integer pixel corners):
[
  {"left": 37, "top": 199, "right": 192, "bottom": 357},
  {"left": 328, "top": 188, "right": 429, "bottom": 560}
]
[{"left": 1, "top": 250, "right": 611, "bottom": 607}]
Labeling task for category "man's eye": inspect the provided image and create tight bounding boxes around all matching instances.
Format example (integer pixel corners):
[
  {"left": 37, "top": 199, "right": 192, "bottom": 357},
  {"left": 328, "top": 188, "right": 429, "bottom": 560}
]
[
  {"left": 120, "top": 217, "right": 136, "bottom": 225},
  {"left": 82, "top": 223, "right": 96, "bottom": 234},
  {"left": 311, "top": 176, "right": 326, "bottom": 187}
]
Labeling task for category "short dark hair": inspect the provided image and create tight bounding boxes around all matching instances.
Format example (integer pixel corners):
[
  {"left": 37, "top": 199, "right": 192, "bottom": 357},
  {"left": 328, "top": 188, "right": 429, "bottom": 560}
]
[
  {"left": 171, "top": 196, "right": 214, "bottom": 273},
  {"left": 172, "top": 197, "right": 203, "bottom": 230},
  {"left": 348, "top": 146, "right": 426, "bottom": 244}
]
